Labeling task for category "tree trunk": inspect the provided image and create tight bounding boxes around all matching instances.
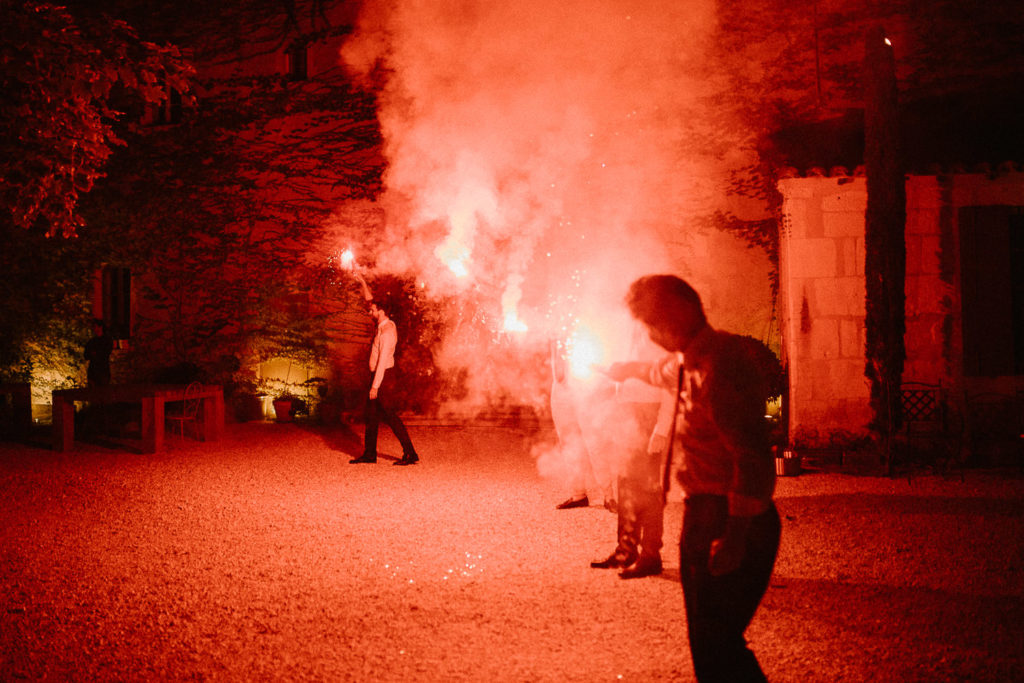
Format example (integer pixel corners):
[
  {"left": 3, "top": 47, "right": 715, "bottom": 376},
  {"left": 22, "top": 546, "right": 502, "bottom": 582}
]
[{"left": 863, "top": 26, "right": 906, "bottom": 473}]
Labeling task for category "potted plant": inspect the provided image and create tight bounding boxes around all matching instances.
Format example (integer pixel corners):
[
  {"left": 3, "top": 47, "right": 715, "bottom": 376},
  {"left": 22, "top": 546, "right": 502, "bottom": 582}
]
[
  {"left": 272, "top": 392, "right": 298, "bottom": 422},
  {"left": 774, "top": 446, "right": 802, "bottom": 477},
  {"left": 300, "top": 376, "right": 328, "bottom": 420},
  {"left": 228, "top": 378, "right": 265, "bottom": 423}
]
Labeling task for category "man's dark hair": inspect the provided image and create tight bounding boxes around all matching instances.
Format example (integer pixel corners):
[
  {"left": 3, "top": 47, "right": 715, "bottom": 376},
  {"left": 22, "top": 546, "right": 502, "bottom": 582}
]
[{"left": 626, "top": 274, "right": 707, "bottom": 336}]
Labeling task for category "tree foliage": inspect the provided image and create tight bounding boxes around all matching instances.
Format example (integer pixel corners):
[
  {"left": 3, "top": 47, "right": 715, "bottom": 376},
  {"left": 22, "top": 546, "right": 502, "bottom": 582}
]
[
  {"left": 0, "top": 1, "right": 192, "bottom": 238},
  {"left": 79, "top": 74, "right": 382, "bottom": 381},
  {"left": 704, "top": 0, "right": 1024, "bottom": 253},
  {"left": 0, "top": 1, "right": 192, "bottom": 387},
  {"left": 0, "top": 220, "right": 95, "bottom": 386},
  {"left": 69, "top": 1, "right": 385, "bottom": 390}
]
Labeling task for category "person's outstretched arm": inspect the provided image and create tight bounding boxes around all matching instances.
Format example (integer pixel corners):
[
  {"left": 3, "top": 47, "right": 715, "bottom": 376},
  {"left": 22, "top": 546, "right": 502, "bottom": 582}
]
[{"left": 353, "top": 271, "right": 373, "bottom": 302}]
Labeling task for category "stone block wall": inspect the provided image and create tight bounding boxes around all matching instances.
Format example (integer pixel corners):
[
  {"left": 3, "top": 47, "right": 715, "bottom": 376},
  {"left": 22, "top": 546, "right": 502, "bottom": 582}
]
[
  {"left": 778, "top": 168, "right": 1024, "bottom": 443},
  {"left": 778, "top": 176, "right": 872, "bottom": 441}
]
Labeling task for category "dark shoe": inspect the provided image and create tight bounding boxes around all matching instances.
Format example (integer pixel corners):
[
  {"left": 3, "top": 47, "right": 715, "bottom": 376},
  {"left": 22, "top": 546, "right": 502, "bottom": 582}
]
[
  {"left": 349, "top": 454, "right": 376, "bottom": 464},
  {"left": 556, "top": 495, "right": 589, "bottom": 510},
  {"left": 619, "top": 556, "right": 663, "bottom": 579},
  {"left": 393, "top": 453, "right": 419, "bottom": 466},
  {"left": 590, "top": 551, "right": 637, "bottom": 569}
]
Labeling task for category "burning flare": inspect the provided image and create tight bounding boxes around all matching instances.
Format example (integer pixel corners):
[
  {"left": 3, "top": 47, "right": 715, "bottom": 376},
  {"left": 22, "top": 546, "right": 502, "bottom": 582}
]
[
  {"left": 339, "top": 247, "right": 356, "bottom": 270},
  {"left": 567, "top": 323, "right": 604, "bottom": 379},
  {"left": 436, "top": 235, "right": 470, "bottom": 278},
  {"left": 501, "top": 275, "right": 528, "bottom": 333}
]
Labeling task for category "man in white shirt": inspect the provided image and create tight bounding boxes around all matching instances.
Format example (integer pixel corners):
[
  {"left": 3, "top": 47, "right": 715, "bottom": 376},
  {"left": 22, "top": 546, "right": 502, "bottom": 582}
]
[{"left": 350, "top": 300, "right": 420, "bottom": 466}]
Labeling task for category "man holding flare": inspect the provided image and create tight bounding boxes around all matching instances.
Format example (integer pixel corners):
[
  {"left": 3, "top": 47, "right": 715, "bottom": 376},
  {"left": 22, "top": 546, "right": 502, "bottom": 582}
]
[{"left": 603, "top": 274, "right": 780, "bottom": 683}]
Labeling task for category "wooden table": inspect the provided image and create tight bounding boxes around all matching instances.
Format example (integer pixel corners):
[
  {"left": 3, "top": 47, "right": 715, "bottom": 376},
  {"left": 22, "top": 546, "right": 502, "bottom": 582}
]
[{"left": 52, "top": 384, "right": 224, "bottom": 453}]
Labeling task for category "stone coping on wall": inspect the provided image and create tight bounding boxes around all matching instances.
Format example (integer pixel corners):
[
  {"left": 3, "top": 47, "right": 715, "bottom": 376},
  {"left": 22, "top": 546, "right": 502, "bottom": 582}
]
[{"left": 778, "top": 161, "right": 1023, "bottom": 179}]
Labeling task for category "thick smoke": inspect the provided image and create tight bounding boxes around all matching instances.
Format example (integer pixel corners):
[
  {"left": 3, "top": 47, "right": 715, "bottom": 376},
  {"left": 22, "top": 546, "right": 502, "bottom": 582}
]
[{"left": 340, "top": 0, "right": 741, "bottom": 416}]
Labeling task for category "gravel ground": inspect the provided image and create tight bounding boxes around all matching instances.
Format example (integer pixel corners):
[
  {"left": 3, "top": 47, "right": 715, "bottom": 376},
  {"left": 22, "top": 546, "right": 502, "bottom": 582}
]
[{"left": 1, "top": 421, "right": 1023, "bottom": 682}]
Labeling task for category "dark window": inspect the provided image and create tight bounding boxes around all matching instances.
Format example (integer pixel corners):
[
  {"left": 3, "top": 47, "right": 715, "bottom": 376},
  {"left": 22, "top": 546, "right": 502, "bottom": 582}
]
[
  {"left": 959, "top": 206, "right": 1024, "bottom": 376},
  {"left": 167, "top": 88, "right": 182, "bottom": 124},
  {"left": 102, "top": 266, "right": 132, "bottom": 340},
  {"left": 150, "top": 86, "right": 183, "bottom": 126},
  {"left": 1012, "top": 212, "right": 1024, "bottom": 372},
  {"left": 287, "top": 43, "right": 308, "bottom": 81}
]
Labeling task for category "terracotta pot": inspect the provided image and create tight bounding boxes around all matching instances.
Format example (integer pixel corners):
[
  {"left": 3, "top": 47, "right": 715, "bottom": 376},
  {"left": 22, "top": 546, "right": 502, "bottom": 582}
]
[
  {"left": 272, "top": 399, "right": 293, "bottom": 422},
  {"left": 775, "top": 450, "right": 802, "bottom": 476}
]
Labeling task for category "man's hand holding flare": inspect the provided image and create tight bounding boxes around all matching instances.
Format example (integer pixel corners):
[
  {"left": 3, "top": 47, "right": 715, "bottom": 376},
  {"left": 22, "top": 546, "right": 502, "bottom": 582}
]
[{"left": 352, "top": 269, "right": 373, "bottom": 302}]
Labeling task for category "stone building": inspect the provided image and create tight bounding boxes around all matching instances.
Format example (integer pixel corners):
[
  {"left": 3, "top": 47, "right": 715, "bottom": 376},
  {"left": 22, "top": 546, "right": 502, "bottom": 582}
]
[{"left": 778, "top": 164, "right": 1024, "bottom": 457}]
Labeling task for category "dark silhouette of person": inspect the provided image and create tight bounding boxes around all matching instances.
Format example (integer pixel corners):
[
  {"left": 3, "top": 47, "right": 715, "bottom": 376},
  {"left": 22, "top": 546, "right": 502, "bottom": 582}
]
[
  {"left": 84, "top": 320, "right": 113, "bottom": 387},
  {"left": 590, "top": 384, "right": 674, "bottom": 579},
  {"left": 607, "top": 275, "right": 780, "bottom": 682},
  {"left": 590, "top": 324, "right": 676, "bottom": 577}
]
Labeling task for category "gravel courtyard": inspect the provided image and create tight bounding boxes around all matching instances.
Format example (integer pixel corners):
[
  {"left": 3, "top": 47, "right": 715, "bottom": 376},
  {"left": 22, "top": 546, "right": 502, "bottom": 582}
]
[{"left": 2, "top": 421, "right": 1023, "bottom": 681}]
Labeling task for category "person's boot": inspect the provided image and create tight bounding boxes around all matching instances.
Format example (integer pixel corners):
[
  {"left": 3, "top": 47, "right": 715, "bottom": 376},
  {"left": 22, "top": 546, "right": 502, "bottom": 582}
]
[
  {"left": 619, "top": 555, "right": 663, "bottom": 579},
  {"left": 590, "top": 550, "right": 637, "bottom": 569},
  {"left": 556, "top": 495, "right": 588, "bottom": 509},
  {"left": 393, "top": 452, "right": 419, "bottom": 466},
  {"left": 349, "top": 453, "right": 376, "bottom": 464}
]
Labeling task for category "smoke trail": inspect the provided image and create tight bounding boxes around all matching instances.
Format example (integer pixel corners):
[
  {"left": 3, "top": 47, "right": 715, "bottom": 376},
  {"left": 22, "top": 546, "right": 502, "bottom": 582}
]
[{"left": 340, "top": 0, "right": 733, "bottom": 417}]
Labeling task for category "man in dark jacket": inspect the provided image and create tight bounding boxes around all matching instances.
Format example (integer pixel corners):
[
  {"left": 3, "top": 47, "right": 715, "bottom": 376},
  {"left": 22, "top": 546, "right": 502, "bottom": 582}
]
[{"left": 607, "top": 274, "right": 780, "bottom": 683}]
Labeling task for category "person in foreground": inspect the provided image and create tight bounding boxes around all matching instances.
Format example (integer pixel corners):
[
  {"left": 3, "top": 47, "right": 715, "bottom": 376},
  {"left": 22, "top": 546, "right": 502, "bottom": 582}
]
[
  {"left": 606, "top": 274, "right": 780, "bottom": 682},
  {"left": 350, "top": 274, "right": 420, "bottom": 466}
]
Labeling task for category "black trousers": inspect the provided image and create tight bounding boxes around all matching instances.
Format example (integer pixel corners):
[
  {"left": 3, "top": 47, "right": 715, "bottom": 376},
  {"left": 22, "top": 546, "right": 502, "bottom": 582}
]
[
  {"left": 680, "top": 495, "right": 781, "bottom": 683},
  {"left": 616, "top": 403, "right": 664, "bottom": 560},
  {"left": 363, "top": 372, "right": 416, "bottom": 458}
]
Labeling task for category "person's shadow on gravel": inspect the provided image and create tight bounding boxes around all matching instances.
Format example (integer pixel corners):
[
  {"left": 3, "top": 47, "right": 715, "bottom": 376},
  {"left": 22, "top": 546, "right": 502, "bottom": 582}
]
[{"left": 303, "top": 422, "right": 364, "bottom": 458}]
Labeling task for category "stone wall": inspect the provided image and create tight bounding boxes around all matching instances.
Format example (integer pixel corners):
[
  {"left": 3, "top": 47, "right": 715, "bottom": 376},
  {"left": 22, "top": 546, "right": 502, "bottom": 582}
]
[
  {"left": 777, "top": 168, "right": 1024, "bottom": 443},
  {"left": 778, "top": 174, "right": 872, "bottom": 442}
]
